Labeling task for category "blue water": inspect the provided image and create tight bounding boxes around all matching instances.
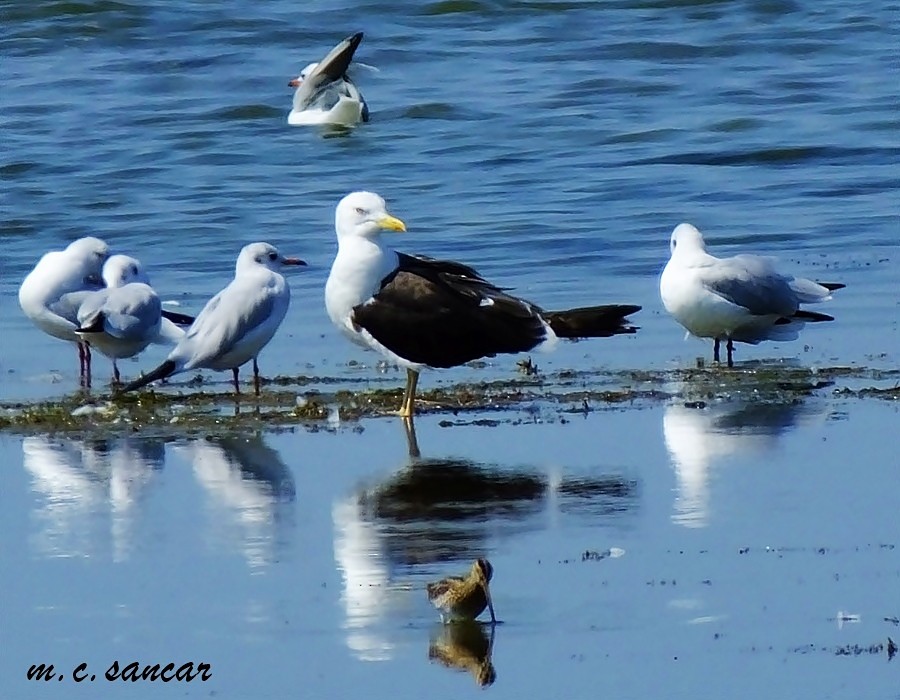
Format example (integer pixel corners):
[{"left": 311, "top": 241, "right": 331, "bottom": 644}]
[
  {"left": 2, "top": 397, "right": 899, "bottom": 698},
  {"left": 2, "top": 0, "right": 898, "bottom": 401},
  {"left": 1, "top": 1, "right": 899, "bottom": 697}
]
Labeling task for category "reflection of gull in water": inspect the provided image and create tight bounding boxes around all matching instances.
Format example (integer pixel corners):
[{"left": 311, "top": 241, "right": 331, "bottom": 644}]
[
  {"left": 663, "top": 399, "right": 826, "bottom": 527},
  {"left": 176, "top": 435, "right": 295, "bottom": 570},
  {"left": 332, "top": 418, "right": 638, "bottom": 661},
  {"left": 22, "top": 435, "right": 164, "bottom": 560},
  {"left": 332, "top": 495, "right": 396, "bottom": 661},
  {"left": 429, "top": 620, "right": 497, "bottom": 687}
]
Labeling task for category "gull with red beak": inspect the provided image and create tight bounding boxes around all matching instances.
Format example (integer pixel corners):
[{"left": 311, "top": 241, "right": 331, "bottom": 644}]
[
  {"left": 288, "top": 32, "right": 369, "bottom": 126},
  {"left": 121, "top": 243, "right": 305, "bottom": 396}
]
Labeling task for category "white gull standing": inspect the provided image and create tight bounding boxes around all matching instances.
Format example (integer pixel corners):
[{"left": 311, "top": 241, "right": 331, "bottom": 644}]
[
  {"left": 75, "top": 254, "right": 187, "bottom": 385},
  {"left": 121, "top": 242, "right": 305, "bottom": 396},
  {"left": 325, "top": 191, "right": 641, "bottom": 417},
  {"left": 288, "top": 32, "right": 369, "bottom": 126},
  {"left": 18, "top": 236, "right": 110, "bottom": 384},
  {"left": 659, "top": 223, "right": 844, "bottom": 367}
]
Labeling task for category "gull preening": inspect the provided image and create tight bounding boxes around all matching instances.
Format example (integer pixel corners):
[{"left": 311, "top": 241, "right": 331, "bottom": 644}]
[
  {"left": 325, "top": 191, "right": 641, "bottom": 417},
  {"left": 75, "top": 255, "right": 186, "bottom": 385},
  {"left": 288, "top": 32, "right": 369, "bottom": 127},
  {"left": 121, "top": 242, "right": 305, "bottom": 396},
  {"left": 18, "top": 236, "right": 110, "bottom": 384},
  {"left": 659, "top": 223, "right": 844, "bottom": 366}
]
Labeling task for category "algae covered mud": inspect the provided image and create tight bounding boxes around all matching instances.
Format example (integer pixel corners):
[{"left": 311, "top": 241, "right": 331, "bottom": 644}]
[
  {"left": 1, "top": 369, "right": 898, "bottom": 700},
  {"left": 1, "top": 362, "right": 896, "bottom": 434}
]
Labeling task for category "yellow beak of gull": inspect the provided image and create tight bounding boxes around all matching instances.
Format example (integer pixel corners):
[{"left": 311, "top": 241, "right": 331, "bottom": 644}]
[{"left": 378, "top": 214, "right": 407, "bottom": 232}]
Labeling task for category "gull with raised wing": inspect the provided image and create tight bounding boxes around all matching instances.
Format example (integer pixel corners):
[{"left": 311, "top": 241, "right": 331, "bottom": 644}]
[
  {"left": 288, "top": 32, "right": 369, "bottom": 126},
  {"left": 660, "top": 223, "right": 844, "bottom": 367},
  {"left": 121, "top": 243, "right": 305, "bottom": 396}
]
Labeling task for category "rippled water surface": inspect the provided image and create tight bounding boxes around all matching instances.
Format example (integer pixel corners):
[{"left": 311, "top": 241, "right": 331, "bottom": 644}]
[
  {"left": 1, "top": 0, "right": 898, "bottom": 697},
  {"left": 2, "top": 0, "right": 898, "bottom": 400}
]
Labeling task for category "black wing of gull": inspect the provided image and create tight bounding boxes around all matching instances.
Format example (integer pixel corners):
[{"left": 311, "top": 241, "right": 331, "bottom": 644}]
[
  {"left": 293, "top": 32, "right": 364, "bottom": 112},
  {"left": 352, "top": 253, "right": 640, "bottom": 369}
]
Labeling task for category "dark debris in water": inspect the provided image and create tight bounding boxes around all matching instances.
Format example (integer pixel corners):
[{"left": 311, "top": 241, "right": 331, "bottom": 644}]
[
  {"left": 1, "top": 365, "right": 897, "bottom": 436},
  {"left": 792, "top": 639, "right": 897, "bottom": 660}
]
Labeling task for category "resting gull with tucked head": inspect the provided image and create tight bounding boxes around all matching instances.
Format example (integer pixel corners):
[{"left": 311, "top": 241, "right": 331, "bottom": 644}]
[{"left": 75, "top": 254, "right": 188, "bottom": 385}]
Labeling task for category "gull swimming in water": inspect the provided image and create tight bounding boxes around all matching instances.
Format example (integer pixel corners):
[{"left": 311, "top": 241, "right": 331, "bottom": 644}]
[
  {"left": 288, "top": 32, "right": 369, "bottom": 126},
  {"left": 659, "top": 223, "right": 844, "bottom": 367},
  {"left": 75, "top": 255, "right": 187, "bottom": 385},
  {"left": 18, "top": 236, "right": 110, "bottom": 384},
  {"left": 121, "top": 242, "right": 305, "bottom": 396},
  {"left": 325, "top": 191, "right": 641, "bottom": 417}
]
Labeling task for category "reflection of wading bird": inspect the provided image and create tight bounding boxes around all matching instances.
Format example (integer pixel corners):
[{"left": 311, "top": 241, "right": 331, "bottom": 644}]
[
  {"left": 121, "top": 243, "right": 305, "bottom": 396},
  {"left": 288, "top": 32, "right": 369, "bottom": 126},
  {"left": 429, "top": 620, "right": 497, "bottom": 687},
  {"left": 427, "top": 559, "right": 496, "bottom": 623},
  {"left": 325, "top": 191, "right": 642, "bottom": 417},
  {"left": 660, "top": 223, "right": 844, "bottom": 367}
]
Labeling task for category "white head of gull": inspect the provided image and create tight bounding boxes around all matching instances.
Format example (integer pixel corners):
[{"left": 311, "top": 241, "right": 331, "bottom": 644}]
[
  {"left": 325, "top": 191, "right": 641, "bottom": 417},
  {"left": 659, "top": 223, "right": 844, "bottom": 366}
]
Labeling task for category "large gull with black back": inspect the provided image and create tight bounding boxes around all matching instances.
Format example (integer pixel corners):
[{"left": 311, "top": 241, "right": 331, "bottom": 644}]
[
  {"left": 325, "top": 191, "right": 642, "bottom": 417},
  {"left": 659, "top": 223, "right": 844, "bottom": 366},
  {"left": 288, "top": 32, "right": 369, "bottom": 126}
]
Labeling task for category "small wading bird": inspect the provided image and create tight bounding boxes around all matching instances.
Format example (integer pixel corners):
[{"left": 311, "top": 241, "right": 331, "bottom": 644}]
[
  {"left": 325, "top": 191, "right": 642, "bottom": 417},
  {"left": 75, "top": 255, "right": 190, "bottom": 385},
  {"left": 18, "top": 236, "right": 110, "bottom": 384},
  {"left": 427, "top": 559, "right": 497, "bottom": 624},
  {"left": 120, "top": 242, "right": 305, "bottom": 396},
  {"left": 660, "top": 223, "right": 844, "bottom": 367},
  {"left": 288, "top": 32, "right": 369, "bottom": 126}
]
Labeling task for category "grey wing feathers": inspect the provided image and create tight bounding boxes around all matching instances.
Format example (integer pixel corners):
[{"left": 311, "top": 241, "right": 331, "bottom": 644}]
[
  {"left": 181, "top": 286, "right": 279, "bottom": 364},
  {"left": 700, "top": 256, "right": 798, "bottom": 316}
]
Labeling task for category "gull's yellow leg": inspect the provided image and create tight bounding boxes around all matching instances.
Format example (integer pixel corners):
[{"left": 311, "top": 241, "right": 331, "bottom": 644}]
[{"left": 396, "top": 368, "right": 419, "bottom": 418}]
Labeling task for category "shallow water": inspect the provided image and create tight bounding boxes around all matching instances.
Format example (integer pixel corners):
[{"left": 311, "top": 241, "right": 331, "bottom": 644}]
[
  {"left": 1, "top": 0, "right": 897, "bottom": 401},
  {"left": 2, "top": 394, "right": 898, "bottom": 698},
  {"left": 1, "top": 1, "right": 898, "bottom": 697}
]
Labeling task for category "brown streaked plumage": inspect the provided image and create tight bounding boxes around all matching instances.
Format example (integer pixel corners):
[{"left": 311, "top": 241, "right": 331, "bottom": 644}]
[{"left": 427, "top": 558, "right": 496, "bottom": 623}]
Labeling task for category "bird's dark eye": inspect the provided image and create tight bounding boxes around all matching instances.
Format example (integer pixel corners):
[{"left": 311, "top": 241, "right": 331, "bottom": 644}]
[
  {"left": 355, "top": 207, "right": 366, "bottom": 216},
  {"left": 268, "top": 252, "right": 278, "bottom": 261}
]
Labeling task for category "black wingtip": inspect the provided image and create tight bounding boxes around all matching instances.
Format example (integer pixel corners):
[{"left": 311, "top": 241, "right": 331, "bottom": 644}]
[
  {"left": 161, "top": 309, "right": 196, "bottom": 326},
  {"left": 545, "top": 304, "right": 642, "bottom": 339},
  {"left": 792, "top": 310, "right": 835, "bottom": 323},
  {"left": 819, "top": 282, "right": 845, "bottom": 292},
  {"left": 75, "top": 312, "right": 106, "bottom": 334},
  {"left": 119, "top": 359, "right": 178, "bottom": 394}
]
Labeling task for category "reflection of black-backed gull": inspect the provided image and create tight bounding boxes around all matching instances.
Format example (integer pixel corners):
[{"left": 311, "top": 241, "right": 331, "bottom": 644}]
[{"left": 325, "top": 191, "right": 642, "bottom": 416}]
